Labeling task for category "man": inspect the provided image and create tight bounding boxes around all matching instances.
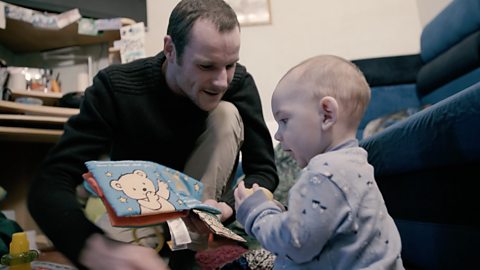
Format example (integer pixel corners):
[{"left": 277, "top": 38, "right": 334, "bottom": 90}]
[{"left": 28, "top": 0, "right": 278, "bottom": 269}]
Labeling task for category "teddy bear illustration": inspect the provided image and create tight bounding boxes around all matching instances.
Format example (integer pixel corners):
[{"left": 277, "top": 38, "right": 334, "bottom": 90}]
[{"left": 110, "top": 169, "right": 176, "bottom": 214}]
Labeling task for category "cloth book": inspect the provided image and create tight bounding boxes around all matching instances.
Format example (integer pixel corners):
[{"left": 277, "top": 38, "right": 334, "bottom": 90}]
[{"left": 83, "top": 160, "right": 245, "bottom": 242}]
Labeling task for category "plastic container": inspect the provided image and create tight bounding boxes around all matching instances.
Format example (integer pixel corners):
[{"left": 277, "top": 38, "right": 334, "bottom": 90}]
[{"left": 0, "top": 232, "right": 38, "bottom": 270}]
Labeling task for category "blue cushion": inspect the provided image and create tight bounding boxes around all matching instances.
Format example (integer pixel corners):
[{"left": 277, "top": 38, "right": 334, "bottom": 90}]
[
  {"left": 421, "top": 66, "right": 480, "bottom": 105},
  {"left": 360, "top": 83, "right": 480, "bottom": 237},
  {"left": 352, "top": 54, "right": 422, "bottom": 86},
  {"left": 361, "top": 81, "right": 480, "bottom": 175},
  {"left": 357, "top": 84, "right": 419, "bottom": 139},
  {"left": 396, "top": 219, "right": 479, "bottom": 270},
  {"left": 417, "top": 31, "right": 480, "bottom": 97},
  {"left": 421, "top": 0, "right": 480, "bottom": 62}
]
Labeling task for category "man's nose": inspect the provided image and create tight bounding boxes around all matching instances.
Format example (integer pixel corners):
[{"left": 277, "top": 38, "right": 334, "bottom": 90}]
[{"left": 212, "top": 68, "right": 228, "bottom": 90}]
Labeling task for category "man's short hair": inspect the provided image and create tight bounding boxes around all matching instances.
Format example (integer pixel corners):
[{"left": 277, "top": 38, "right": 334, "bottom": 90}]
[{"left": 167, "top": 0, "right": 240, "bottom": 61}]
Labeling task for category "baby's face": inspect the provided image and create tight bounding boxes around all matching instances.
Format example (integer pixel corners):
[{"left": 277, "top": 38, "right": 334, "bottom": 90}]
[{"left": 271, "top": 79, "right": 328, "bottom": 168}]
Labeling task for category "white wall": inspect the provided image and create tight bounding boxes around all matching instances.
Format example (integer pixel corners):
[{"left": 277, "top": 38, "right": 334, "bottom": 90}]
[
  {"left": 416, "top": 0, "right": 452, "bottom": 27},
  {"left": 144, "top": 0, "right": 445, "bottom": 128}
]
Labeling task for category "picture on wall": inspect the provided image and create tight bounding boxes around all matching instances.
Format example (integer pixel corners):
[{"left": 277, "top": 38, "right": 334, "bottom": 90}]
[{"left": 226, "top": 0, "right": 271, "bottom": 26}]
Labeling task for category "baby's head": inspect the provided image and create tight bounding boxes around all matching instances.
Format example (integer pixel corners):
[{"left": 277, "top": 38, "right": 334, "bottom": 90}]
[{"left": 272, "top": 55, "right": 370, "bottom": 168}]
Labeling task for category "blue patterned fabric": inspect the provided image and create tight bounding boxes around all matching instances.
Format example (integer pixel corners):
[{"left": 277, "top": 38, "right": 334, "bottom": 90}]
[{"left": 84, "top": 160, "right": 221, "bottom": 218}]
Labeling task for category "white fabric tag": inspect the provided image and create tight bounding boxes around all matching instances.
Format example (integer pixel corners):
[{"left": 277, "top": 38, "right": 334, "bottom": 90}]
[
  {"left": 166, "top": 218, "right": 191, "bottom": 250},
  {"left": 0, "top": 2, "right": 5, "bottom": 29}
]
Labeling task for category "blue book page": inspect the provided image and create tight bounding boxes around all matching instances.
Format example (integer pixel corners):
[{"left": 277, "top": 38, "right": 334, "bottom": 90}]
[{"left": 84, "top": 160, "right": 221, "bottom": 217}]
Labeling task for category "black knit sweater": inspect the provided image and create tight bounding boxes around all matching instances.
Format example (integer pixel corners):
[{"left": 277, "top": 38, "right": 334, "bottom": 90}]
[{"left": 28, "top": 52, "right": 278, "bottom": 267}]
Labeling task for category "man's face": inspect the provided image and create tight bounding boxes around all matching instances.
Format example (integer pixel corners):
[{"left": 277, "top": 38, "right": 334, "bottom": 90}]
[{"left": 164, "top": 19, "right": 240, "bottom": 111}]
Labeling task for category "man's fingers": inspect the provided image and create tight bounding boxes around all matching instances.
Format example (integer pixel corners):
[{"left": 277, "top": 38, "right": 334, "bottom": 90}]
[{"left": 203, "top": 199, "right": 217, "bottom": 206}]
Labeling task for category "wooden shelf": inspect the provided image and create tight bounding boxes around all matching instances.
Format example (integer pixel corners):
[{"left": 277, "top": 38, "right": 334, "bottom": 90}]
[
  {"left": 0, "top": 17, "right": 121, "bottom": 53},
  {"left": 10, "top": 89, "right": 63, "bottom": 106},
  {"left": 0, "top": 101, "right": 74, "bottom": 142},
  {"left": 0, "top": 126, "right": 63, "bottom": 143},
  {"left": 0, "top": 100, "right": 79, "bottom": 117},
  {"left": 0, "top": 114, "right": 68, "bottom": 126}
]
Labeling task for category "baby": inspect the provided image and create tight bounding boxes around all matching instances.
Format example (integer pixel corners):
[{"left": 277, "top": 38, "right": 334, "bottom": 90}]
[{"left": 235, "top": 55, "right": 404, "bottom": 269}]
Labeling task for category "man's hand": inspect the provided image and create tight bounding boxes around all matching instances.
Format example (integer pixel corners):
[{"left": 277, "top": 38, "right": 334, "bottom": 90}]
[
  {"left": 203, "top": 199, "right": 233, "bottom": 222},
  {"left": 80, "top": 233, "right": 169, "bottom": 270}
]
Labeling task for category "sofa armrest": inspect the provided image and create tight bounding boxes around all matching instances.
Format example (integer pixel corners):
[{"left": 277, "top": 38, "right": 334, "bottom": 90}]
[
  {"left": 352, "top": 54, "right": 422, "bottom": 87},
  {"left": 417, "top": 30, "right": 480, "bottom": 98},
  {"left": 421, "top": 0, "right": 480, "bottom": 62},
  {"left": 360, "top": 81, "right": 480, "bottom": 176},
  {"left": 360, "top": 82, "right": 480, "bottom": 229}
]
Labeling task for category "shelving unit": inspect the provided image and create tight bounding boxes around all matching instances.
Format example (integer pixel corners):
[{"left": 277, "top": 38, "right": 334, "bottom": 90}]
[
  {"left": 0, "top": 12, "right": 133, "bottom": 143},
  {"left": 0, "top": 100, "right": 77, "bottom": 142},
  {"left": 0, "top": 17, "right": 122, "bottom": 53},
  {"left": 0, "top": 100, "right": 79, "bottom": 117},
  {"left": 10, "top": 89, "right": 63, "bottom": 106},
  {"left": 0, "top": 126, "right": 63, "bottom": 143},
  {"left": 0, "top": 3, "right": 139, "bottom": 249}
]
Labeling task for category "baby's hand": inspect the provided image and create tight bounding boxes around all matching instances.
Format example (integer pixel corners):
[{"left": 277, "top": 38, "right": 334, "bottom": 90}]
[
  {"left": 234, "top": 182, "right": 273, "bottom": 211},
  {"left": 253, "top": 185, "right": 274, "bottom": 200}
]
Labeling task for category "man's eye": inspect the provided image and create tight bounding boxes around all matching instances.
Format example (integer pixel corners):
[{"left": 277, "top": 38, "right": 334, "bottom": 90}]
[
  {"left": 280, "top": 119, "right": 288, "bottom": 124},
  {"left": 226, "top": 63, "right": 236, "bottom": 70},
  {"left": 199, "top": 64, "right": 213, "bottom": 70}
]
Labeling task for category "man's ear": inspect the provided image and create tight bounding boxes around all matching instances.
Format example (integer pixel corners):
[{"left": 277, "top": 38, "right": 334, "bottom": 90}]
[
  {"left": 319, "top": 96, "right": 338, "bottom": 130},
  {"left": 163, "top": 35, "right": 176, "bottom": 62}
]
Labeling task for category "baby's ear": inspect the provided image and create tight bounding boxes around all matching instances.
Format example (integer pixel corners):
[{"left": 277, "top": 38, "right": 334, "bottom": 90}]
[{"left": 319, "top": 96, "right": 338, "bottom": 129}]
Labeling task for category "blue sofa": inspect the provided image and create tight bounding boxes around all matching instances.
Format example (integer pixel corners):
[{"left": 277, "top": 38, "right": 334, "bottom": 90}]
[{"left": 353, "top": 0, "right": 480, "bottom": 268}]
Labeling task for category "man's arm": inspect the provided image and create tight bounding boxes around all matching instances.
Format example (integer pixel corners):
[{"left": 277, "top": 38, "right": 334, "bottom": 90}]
[
  {"left": 28, "top": 71, "right": 117, "bottom": 267},
  {"left": 80, "top": 234, "right": 169, "bottom": 270},
  {"left": 221, "top": 64, "right": 279, "bottom": 210}
]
